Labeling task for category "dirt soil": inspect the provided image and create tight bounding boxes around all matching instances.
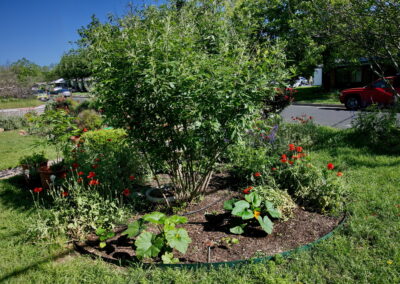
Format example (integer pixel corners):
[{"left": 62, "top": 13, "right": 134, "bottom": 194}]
[{"left": 75, "top": 173, "right": 342, "bottom": 264}]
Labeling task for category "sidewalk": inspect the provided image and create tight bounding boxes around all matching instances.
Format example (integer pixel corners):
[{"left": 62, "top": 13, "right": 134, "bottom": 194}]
[{"left": 0, "top": 104, "right": 45, "bottom": 116}]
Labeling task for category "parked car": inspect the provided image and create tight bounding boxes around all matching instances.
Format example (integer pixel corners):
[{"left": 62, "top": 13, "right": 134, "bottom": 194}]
[
  {"left": 292, "top": 77, "right": 308, "bottom": 88},
  {"left": 50, "top": 88, "right": 72, "bottom": 97},
  {"left": 339, "top": 76, "right": 400, "bottom": 109}
]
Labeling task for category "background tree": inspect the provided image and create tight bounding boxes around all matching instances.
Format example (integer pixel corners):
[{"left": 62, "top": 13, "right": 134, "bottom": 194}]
[{"left": 55, "top": 49, "right": 91, "bottom": 91}]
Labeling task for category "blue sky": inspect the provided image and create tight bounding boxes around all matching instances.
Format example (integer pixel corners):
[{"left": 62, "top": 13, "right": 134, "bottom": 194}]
[{"left": 0, "top": 0, "right": 166, "bottom": 66}]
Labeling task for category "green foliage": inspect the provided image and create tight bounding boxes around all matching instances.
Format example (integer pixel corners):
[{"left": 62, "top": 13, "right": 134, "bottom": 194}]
[
  {"left": 224, "top": 191, "right": 282, "bottom": 235},
  {"left": 253, "top": 185, "right": 296, "bottom": 221},
  {"left": 95, "top": 227, "right": 116, "bottom": 248},
  {"left": 123, "top": 212, "right": 191, "bottom": 263},
  {"left": 18, "top": 152, "right": 47, "bottom": 167},
  {"left": 272, "top": 147, "right": 346, "bottom": 214},
  {"left": 67, "top": 129, "right": 149, "bottom": 193},
  {"left": 31, "top": 179, "right": 133, "bottom": 240},
  {"left": 75, "top": 109, "right": 103, "bottom": 130},
  {"left": 352, "top": 105, "right": 400, "bottom": 150},
  {"left": 0, "top": 114, "right": 29, "bottom": 130},
  {"left": 88, "top": 0, "right": 289, "bottom": 200}
]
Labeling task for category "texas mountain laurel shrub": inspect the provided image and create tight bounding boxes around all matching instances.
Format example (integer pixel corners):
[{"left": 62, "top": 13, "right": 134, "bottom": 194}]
[{"left": 88, "top": 1, "right": 289, "bottom": 201}]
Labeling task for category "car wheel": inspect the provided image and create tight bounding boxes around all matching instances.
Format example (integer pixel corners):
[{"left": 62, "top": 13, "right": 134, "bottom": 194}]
[{"left": 345, "top": 96, "right": 361, "bottom": 110}]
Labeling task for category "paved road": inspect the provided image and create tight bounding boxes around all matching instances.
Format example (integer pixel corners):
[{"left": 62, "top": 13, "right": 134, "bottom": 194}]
[
  {"left": 281, "top": 105, "right": 359, "bottom": 129},
  {"left": 0, "top": 104, "right": 46, "bottom": 117},
  {"left": 0, "top": 96, "right": 88, "bottom": 117}
]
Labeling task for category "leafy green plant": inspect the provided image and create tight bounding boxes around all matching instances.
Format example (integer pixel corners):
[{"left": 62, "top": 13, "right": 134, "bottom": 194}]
[
  {"left": 75, "top": 109, "right": 102, "bottom": 130},
  {"left": 272, "top": 144, "right": 346, "bottom": 214},
  {"left": 352, "top": 105, "right": 400, "bottom": 149},
  {"left": 224, "top": 191, "right": 282, "bottom": 234},
  {"left": 123, "top": 212, "right": 191, "bottom": 263},
  {"left": 19, "top": 152, "right": 47, "bottom": 167},
  {"left": 0, "top": 114, "right": 28, "bottom": 130},
  {"left": 88, "top": 0, "right": 289, "bottom": 201},
  {"left": 66, "top": 129, "right": 149, "bottom": 196},
  {"left": 95, "top": 227, "right": 115, "bottom": 248}
]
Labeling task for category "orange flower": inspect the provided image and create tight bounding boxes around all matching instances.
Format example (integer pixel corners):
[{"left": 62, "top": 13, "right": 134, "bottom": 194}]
[
  {"left": 243, "top": 186, "right": 253, "bottom": 194},
  {"left": 253, "top": 210, "right": 261, "bottom": 219},
  {"left": 337, "top": 172, "right": 343, "bottom": 177},
  {"left": 289, "top": 144, "right": 295, "bottom": 151},
  {"left": 89, "top": 179, "right": 100, "bottom": 186},
  {"left": 254, "top": 172, "right": 261, "bottom": 177},
  {"left": 87, "top": 172, "right": 96, "bottom": 179},
  {"left": 33, "top": 187, "right": 43, "bottom": 193},
  {"left": 83, "top": 128, "right": 88, "bottom": 132},
  {"left": 327, "top": 163, "right": 335, "bottom": 170}
]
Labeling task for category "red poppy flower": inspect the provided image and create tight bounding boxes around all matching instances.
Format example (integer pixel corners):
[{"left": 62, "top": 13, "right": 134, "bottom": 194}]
[
  {"left": 289, "top": 161, "right": 294, "bottom": 165},
  {"left": 243, "top": 186, "right": 253, "bottom": 194},
  {"left": 129, "top": 175, "right": 135, "bottom": 181},
  {"left": 284, "top": 95, "right": 289, "bottom": 100},
  {"left": 62, "top": 191, "right": 69, "bottom": 197},
  {"left": 91, "top": 164, "right": 99, "bottom": 169},
  {"left": 77, "top": 177, "right": 83, "bottom": 183},
  {"left": 292, "top": 155, "right": 299, "bottom": 160},
  {"left": 337, "top": 172, "right": 343, "bottom": 177},
  {"left": 289, "top": 144, "right": 295, "bottom": 151},
  {"left": 83, "top": 128, "right": 88, "bottom": 132},
  {"left": 122, "top": 189, "right": 131, "bottom": 196},
  {"left": 89, "top": 179, "right": 100, "bottom": 186},
  {"left": 327, "top": 163, "right": 335, "bottom": 170},
  {"left": 296, "top": 146, "right": 303, "bottom": 153},
  {"left": 281, "top": 158, "right": 288, "bottom": 163},
  {"left": 253, "top": 172, "right": 261, "bottom": 177},
  {"left": 33, "top": 187, "right": 43, "bottom": 193},
  {"left": 281, "top": 154, "right": 287, "bottom": 160},
  {"left": 78, "top": 171, "right": 84, "bottom": 176},
  {"left": 95, "top": 158, "right": 101, "bottom": 162},
  {"left": 72, "top": 162, "right": 79, "bottom": 169},
  {"left": 60, "top": 172, "right": 67, "bottom": 179},
  {"left": 107, "top": 139, "right": 112, "bottom": 142},
  {"left": 271, "top": 167, "right": 277, "bottom": 171},
  {"left": 87, "top": 172, "right": 96, "bottom": 179}
]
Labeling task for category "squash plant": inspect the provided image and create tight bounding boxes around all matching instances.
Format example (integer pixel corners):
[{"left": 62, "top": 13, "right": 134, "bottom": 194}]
[
  {"left": 223, "top": 192, "right": 282, "bottom": 234},
  {"left": 123, "top": 212, "right": 191, "bottom": 264}
]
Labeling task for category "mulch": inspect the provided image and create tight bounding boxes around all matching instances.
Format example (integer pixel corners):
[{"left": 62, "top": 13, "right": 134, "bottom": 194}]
[{"left": 75, "top": 173, "right": 342, "bottom": 264}]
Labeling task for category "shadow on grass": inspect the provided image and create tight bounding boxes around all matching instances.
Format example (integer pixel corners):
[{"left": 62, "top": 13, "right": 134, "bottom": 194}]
[
  {"left": 0, "top": 249, "right": 74, "bottom": 283},
  {"left": 0, "top": 175, "right": 36, "bottom": 211},
  {"left": 308, "top": 126, "right": 400, "bottom": 165}
]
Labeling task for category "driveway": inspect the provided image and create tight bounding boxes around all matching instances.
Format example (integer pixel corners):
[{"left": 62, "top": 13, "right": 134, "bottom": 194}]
[{"left": 0, "top": 104, "right": 46, "bottom": 117}]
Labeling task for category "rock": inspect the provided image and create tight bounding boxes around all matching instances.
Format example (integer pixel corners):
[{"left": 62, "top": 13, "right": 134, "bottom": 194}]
[
  {"left": 19, "top": 130, "right": 27, "bottom": 136},
  {"left": 0, "top": 128, "right": 4, "bottom": 133}
]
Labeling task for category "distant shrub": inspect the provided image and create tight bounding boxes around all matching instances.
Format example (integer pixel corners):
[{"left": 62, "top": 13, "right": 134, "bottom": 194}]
[
  {"left": 76, "top": 109, "right": 102, "bottom": 130},
  {"left": 0, "top": 114, "right": 28, "bottom": 130}
]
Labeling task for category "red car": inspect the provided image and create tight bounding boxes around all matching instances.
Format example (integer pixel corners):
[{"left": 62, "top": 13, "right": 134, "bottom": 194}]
[{"left": 340, "top": 76, "right": 400, "bottom": 109}]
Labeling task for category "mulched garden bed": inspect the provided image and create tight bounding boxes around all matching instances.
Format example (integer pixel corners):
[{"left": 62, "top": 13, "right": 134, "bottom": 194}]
[{"left": 74, "top": 173, "right": 342, "bottom": 265}]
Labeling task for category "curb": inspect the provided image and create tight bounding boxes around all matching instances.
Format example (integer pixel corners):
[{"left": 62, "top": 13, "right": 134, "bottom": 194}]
[{"left": 293, "top": 103, "right": 344, "bottom": 108}]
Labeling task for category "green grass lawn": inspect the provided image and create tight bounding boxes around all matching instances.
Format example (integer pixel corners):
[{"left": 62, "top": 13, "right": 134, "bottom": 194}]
[
  {"left": 294, "top": 86, "right": 341, "bottom": 105},
  {"left": 72, "top": 92, "right": 92, "bottom": 97},
  {"left": 0, "top": 127, "right": 399, "bottom": 283},
  {"left": 0, "top": 130, "right": 56, "bottom": 170},
  {"left": 0, "top": 98, "right": 44, "bottom": 110}
]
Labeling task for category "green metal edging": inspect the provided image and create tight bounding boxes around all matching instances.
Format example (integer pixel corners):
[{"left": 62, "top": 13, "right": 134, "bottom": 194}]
[{"left": 131, "top": 214, "right": 348, "bottom": 270}]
